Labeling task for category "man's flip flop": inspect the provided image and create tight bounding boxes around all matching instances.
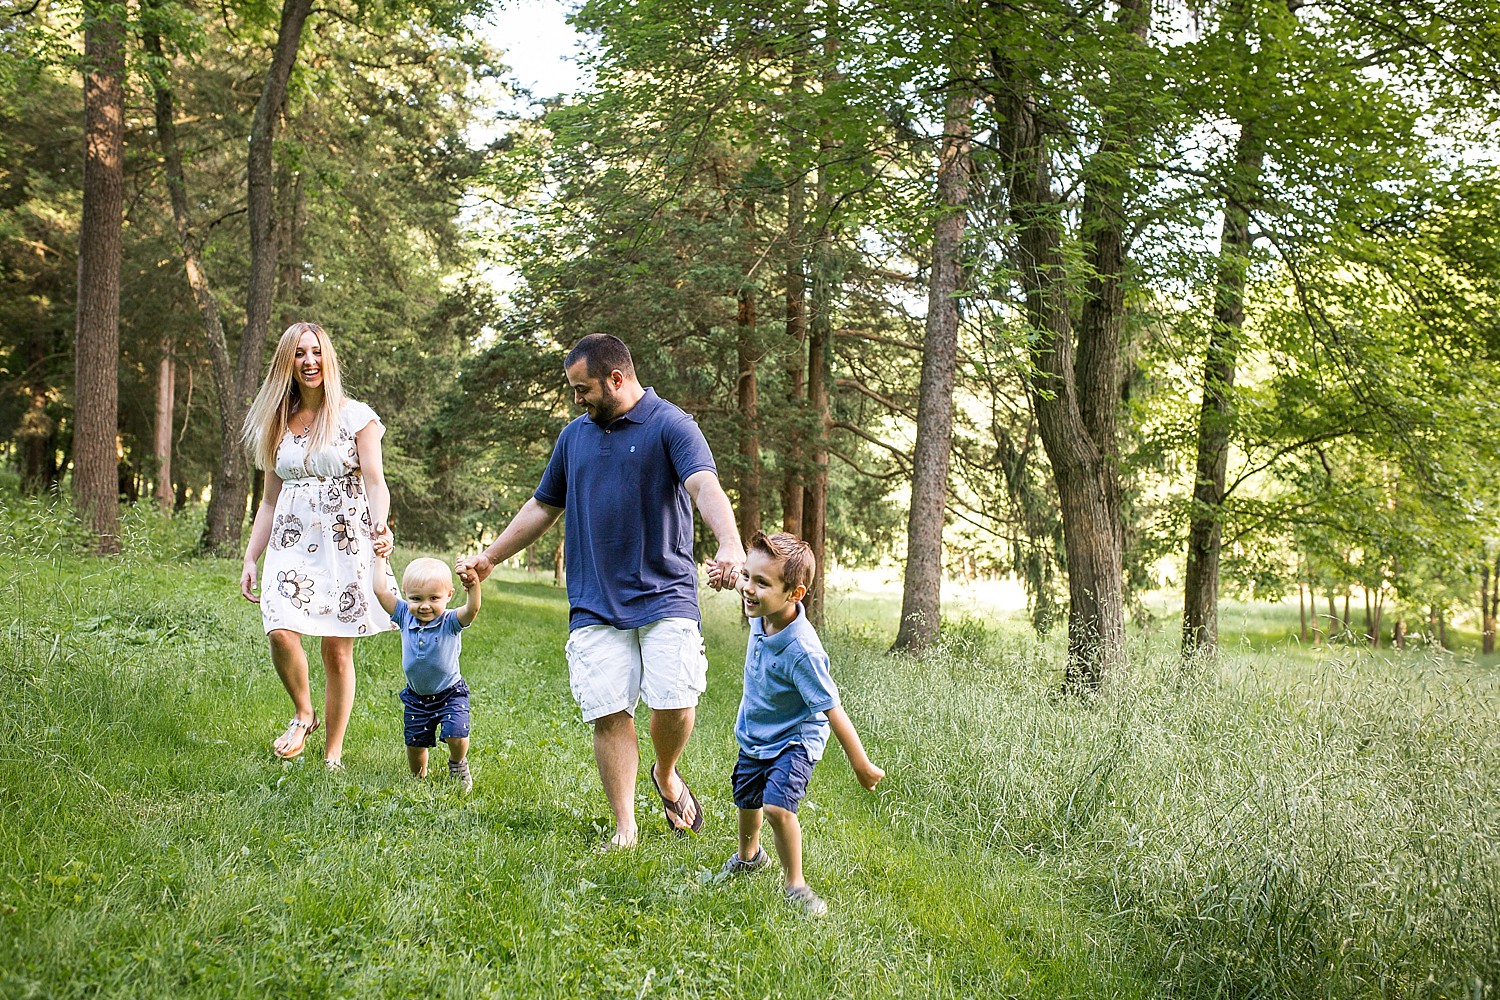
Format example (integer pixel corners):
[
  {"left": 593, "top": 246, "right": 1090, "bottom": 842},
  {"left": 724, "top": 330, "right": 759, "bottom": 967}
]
[
  {"left": 272, "top": 714, "right": 319, "bottom": 759},
  {"left": 650, "top": 764, "right": 704, "bottom": 835}
]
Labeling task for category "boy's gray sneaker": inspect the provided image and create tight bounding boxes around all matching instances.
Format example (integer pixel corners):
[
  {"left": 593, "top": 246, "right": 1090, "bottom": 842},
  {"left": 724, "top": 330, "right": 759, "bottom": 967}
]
[
  {"left": 720, "top": 847, "right": 770, "bottom": 876},
  {"left": 448, "top": 758, "right": 472, "bottom": 794},
  {"left": 785, "top": 885, "right": 828, "bottom": 917}
]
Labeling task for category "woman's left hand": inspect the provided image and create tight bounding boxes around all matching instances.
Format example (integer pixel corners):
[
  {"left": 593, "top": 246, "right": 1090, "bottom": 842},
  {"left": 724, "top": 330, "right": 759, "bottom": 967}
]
[{"left": 372, "top": 522, "right": 393, "bottom": 557}]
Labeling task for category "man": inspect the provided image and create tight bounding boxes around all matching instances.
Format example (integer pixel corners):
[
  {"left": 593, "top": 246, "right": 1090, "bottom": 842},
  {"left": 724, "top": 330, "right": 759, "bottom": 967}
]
[{"left": 458, "top": 334, "right": 745, "bottom": 849}]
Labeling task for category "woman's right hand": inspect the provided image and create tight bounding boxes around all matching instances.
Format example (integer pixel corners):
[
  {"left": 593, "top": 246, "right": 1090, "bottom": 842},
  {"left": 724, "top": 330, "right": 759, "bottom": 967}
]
[{"left": 240, "top": 560, "right": 260, "bottom": 603}]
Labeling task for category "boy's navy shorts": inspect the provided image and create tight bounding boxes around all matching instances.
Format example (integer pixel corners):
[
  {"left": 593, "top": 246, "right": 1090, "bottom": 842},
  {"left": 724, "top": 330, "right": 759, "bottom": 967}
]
[
  {"left": 731, "top": 744, "right": 815, "bottom": 813},
  {"left": 400, "top": 679, "right": 470, "bottom": 747}
]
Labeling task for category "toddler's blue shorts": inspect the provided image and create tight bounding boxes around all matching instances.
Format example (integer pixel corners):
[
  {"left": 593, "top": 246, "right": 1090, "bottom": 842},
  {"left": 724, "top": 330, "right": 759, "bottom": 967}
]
[
  {"left": 400, "top": 679, "right": 470, "bottom": 747},
  {"left": 731, "top": 744, "right": 814, "bottom": 813}
]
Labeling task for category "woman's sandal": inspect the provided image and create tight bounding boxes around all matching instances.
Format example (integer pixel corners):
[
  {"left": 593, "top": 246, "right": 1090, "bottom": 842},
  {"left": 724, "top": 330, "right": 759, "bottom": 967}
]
[{"left": 272, "top": 714, "right": 319, "bottom": 759}]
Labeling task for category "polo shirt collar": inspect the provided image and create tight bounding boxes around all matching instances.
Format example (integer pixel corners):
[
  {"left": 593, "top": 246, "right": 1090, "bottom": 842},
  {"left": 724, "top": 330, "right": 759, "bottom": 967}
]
[
  {"left": 754, "top": 603, "right": 811, "bottom": 654},
  {"left": 612, "top": 386, "right": 662, "bottom": 425}
]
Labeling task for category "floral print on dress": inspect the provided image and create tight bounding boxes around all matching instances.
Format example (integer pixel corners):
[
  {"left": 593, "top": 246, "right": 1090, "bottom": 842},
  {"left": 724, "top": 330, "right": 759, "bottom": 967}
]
[
  {"left": 272, "top": 513, "right": 304, "bottom": 550},
  {"left": 336, "top": 582, "right": 367, "bottom": 624},
  {"left": 277, "top": 570, "right": 314, "bottom": 609},
  {"left": 333, "top": 514, "right": 359, "bottom": 555},
  {"left": 319, "top": 481, "right": 345, "bottom": 513}
]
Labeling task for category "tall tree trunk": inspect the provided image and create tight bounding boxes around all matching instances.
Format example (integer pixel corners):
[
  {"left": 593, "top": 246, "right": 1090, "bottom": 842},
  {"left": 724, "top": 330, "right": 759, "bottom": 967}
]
[
  {"left": 803, "top": 225, "right": 832, "bottom": 625},
  {"left": 801, "top": 1, "right": 840, "bottom": 626},
  {"left": 1490, "top": 552, "right": 1500, "bottom": 652},
  {"left": 736, "top": 278, "right": 762, "bottom": 540},
  {"left": 894, "top": 86, "right": 973, "bottom": 652},
  {"left": 1299, "top": 579, "right": 1307, "bottom": 643},
  {"left": 276, "top": 163, "right": 305, "bottom": 327},
  {"left": 781, "top": 74, "right": 808, "bottom": 538},
  {"left": 1181, "top": 122, "right": 1266, "bottom": 659},
  {"left": 147, "top": 12, "right": 235, "bottom": 542},
  {"left": 73, "top": 0, "right": 126, "bottom": 554},
  {"left": 154, "top": 336, "right": 175, "bottom": 511},
  {"left": 1483, "top": 558, "right": 1496, "bottom": 655},
  {"left": 200, "top": 0, "right": 315, "bottom": 553},
  {"left": 987, "top": 0, "right": 1147, "bottom": 691}
]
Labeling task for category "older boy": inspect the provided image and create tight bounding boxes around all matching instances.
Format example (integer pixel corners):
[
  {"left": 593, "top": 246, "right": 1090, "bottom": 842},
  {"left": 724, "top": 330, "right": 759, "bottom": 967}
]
[{"left": 720, "top": 532, "right": 884, "bottom": 916}]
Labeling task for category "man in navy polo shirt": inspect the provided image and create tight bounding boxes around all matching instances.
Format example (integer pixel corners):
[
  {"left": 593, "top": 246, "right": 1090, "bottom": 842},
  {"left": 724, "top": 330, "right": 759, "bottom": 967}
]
[{"left": 458, "top": 334, "right": 745, "bottom": 849}]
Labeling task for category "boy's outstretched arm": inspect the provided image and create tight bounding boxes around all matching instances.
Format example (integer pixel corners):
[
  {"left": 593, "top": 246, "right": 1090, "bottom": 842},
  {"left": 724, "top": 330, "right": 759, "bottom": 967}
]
[
  {"left": 826, "top": 705, "right": 884, "bottom": 790},
  {"left": 372, "top": 554, "right": 399, "bottom": 616},
  {"left": 455, "top": 565, "right": 482, "bottom": 627}
]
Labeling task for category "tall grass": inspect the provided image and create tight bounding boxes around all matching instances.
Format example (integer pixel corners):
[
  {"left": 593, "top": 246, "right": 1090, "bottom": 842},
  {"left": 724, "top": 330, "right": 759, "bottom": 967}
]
[
  {"left": 1, "top": 492, "right": 1496, "bottom": 998},
  {"left": 842, "top": 619, "right": 1500, "bottom": 998}
]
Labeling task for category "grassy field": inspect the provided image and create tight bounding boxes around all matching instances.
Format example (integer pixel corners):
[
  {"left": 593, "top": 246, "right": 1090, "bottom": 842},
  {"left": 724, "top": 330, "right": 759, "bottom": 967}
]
[{"left": 1, "top": 495, "right": 1497, "bottom": 998}]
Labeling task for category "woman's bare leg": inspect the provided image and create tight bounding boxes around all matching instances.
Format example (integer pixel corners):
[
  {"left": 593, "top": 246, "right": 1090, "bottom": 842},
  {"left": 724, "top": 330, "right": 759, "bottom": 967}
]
[
  {"left": 321, "top": 636, "right": 356, "bottom": 763},
  {"left": 269, "top": 629, "right": 315, "bottom": 756}
]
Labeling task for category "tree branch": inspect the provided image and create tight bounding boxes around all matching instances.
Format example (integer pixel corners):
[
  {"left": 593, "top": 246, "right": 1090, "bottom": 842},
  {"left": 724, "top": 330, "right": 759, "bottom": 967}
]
[{"left": 835, "top": 377, "right": 916, "bottom": 421}]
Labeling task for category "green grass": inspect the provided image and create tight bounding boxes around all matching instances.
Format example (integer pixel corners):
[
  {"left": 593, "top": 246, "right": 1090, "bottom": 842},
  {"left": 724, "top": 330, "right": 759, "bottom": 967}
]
[{"left": 1, "top": 494, "right": 1497, "bottom": 998}]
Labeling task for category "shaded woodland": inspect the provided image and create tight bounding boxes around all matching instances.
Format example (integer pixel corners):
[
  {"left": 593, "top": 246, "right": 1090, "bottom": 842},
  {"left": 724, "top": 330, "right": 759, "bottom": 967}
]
[{"left": 7, "top": 0, "right": 1500, "bottom": 683}]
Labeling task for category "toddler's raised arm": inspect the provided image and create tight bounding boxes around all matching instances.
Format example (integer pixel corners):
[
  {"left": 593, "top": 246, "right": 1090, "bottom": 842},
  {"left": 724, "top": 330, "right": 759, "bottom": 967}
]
[
  {"left": 455, "top": 560, "right": 482, "bottom": 627},
  {"left": 372, "top": 553, "right": 399, "bottom": 616}
]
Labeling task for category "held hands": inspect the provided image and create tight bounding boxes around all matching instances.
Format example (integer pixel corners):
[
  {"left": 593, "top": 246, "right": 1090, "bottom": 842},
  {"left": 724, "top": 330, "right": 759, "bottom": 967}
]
[
  {"left": 372, "top": 522, "right": 394, "bottom": 558},
  {"left": 703, "top": 541, "right": 746, "bottom": 592},
  {"left": 240, "top": 560, "right": 259, "bottom": 603},
  {"left": 455, "top": 551, "right": 494, "bottom": 588}
]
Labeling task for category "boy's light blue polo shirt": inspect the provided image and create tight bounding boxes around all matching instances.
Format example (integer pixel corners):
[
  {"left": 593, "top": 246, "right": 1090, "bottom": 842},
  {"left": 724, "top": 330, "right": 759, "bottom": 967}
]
[
  {"left": 735, "top": 604, "right": 840, "bottom": 761},
  {"left": 534, "top": 387, "right": 717, "bottom": 631},
  {"left": 391, "top": 600, "right": 466, "bottom": 695}
]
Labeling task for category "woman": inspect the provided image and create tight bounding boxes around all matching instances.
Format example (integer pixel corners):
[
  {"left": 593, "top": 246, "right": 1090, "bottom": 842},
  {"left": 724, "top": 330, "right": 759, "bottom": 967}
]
[{"left": 240, "top": 321, "right": 396, "bottom": 768}]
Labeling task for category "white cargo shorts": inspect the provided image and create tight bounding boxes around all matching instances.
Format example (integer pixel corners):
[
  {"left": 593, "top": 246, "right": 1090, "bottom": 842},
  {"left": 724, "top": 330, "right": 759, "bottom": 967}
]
[{"left": 564, "top": 617, "right": 709, "bottom": 723}]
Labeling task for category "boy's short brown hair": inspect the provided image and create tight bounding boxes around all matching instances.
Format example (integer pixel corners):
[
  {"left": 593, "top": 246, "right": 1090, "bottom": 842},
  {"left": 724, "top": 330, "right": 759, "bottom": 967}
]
[{"left": 747, "top": 531, "right": 816, "bottom": 593}]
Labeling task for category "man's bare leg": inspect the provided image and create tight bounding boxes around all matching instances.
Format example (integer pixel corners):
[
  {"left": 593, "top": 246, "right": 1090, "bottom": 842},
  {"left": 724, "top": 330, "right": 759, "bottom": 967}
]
[
  {"left": 648, "top": 706, "right": 698, "bottom": 830},
  {"left": 593, "top": 710, "right": 639, "bottom": 848}
]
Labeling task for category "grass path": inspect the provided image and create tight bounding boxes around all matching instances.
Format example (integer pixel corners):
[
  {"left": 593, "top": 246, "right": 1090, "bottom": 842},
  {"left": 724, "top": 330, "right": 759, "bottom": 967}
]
[{"left": 1, "top": 553, "right": 1155, "bottom": 999}]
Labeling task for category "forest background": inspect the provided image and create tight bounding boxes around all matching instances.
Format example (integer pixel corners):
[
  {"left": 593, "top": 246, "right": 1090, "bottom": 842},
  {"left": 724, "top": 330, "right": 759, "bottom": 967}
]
[{"left": 11, "top": 0, "right": 1500, "bottom": 678}]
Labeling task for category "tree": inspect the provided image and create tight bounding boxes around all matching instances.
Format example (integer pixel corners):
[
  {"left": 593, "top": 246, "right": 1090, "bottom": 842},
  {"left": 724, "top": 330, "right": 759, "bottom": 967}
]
[
  {"left": 894, "top": 84, "right": 972, "bottom": 651},
  {"left": 194, "top": 0, "right": 314, "bottom": 554},
  {"left": 980, "top": 0, "right": 1158, "bottom": 691},
  {"left": 72, "top": 0, "right": 126, "bottom": 552}
]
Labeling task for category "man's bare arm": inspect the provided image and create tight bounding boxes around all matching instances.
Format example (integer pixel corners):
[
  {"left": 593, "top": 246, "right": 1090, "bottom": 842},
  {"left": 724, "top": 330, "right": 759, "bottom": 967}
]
[
  {"left": 685, "top": 469, "right": 745, "bottom": 591},
  {"left": 456, "top": 497, "right": 563, "bottom": 585}
]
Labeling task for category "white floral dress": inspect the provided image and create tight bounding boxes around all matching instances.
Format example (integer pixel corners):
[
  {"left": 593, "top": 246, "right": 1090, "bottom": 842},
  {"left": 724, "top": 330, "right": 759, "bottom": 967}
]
[{"left": 260, "top": 399, "right": 398, "bottom": 637}]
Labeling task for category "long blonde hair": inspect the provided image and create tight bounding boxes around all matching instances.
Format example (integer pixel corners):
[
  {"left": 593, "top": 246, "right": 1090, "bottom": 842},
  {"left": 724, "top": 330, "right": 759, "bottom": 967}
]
[{"left": 241, "top": 321, "right": 349, "bottom": 472}]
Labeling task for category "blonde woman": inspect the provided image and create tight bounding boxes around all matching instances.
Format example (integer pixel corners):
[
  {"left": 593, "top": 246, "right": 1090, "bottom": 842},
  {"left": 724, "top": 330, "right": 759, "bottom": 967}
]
[{"left": 239, "top": 321, "right": 397, "bottom": 767}]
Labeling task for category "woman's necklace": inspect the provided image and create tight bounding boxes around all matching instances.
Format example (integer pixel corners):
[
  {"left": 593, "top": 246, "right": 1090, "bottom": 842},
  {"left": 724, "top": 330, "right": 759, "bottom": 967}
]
[{"left": 291, "top": 406, "right": 319, "bottom": 437}]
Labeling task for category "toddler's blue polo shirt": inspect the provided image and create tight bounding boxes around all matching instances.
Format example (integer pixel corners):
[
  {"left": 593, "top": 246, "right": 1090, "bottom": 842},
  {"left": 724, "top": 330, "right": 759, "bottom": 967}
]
[
  {"left": 735, "top": 605, "right": 840, "bottom": 761},
  {"left": 391, "top": 600, "right": 466, "bottom": 695},
  {"left": 534, "top": 387, "right": 717, "bottom": 631}
]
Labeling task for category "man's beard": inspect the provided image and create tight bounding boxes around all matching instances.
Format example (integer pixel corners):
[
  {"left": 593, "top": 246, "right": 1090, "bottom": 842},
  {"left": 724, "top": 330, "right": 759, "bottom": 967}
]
[{"left": 589, "top": 384, "right": 622, "bottom": 424}]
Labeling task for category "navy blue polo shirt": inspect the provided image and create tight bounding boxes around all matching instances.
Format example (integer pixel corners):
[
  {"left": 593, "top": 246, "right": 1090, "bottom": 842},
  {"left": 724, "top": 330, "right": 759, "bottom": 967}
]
[{"left": 534, "top": 387, "right": 717, "bottom": 630}]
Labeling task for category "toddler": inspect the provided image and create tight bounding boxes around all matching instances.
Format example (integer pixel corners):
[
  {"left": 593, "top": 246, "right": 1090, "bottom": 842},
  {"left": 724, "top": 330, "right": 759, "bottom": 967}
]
[{"left": 374, "top": 555, "right": 481, "bottom": 792}]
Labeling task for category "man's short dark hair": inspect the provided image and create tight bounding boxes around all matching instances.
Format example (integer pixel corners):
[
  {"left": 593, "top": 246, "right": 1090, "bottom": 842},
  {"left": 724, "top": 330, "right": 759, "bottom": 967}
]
[
  {"left": 747, "top": 531, "right": 816, "bottom": 593},
  {"left": 566, "top": 334, "right": 635, "bottom": 380}
]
